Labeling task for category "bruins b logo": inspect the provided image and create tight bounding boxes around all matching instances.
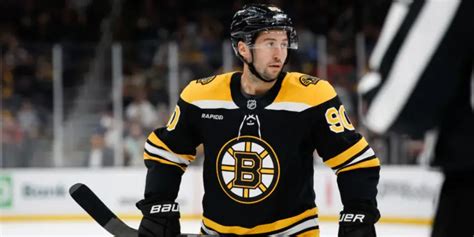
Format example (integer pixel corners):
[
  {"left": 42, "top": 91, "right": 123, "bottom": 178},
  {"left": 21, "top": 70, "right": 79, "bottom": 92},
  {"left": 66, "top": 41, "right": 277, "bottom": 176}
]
[
  {"left": 216, "top": 136, "right": 280, "bottom": 204},
  {"left": 197, "top": 76, "right": 216, "bottom": 85},
  {"left": 299, "top": 75, "right": 320, "bottom": 86}
]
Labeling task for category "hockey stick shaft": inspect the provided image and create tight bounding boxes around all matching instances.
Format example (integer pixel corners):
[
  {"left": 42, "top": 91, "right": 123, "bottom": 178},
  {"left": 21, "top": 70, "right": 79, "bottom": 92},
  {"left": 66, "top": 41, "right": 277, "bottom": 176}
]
[{"left": 69, "top": 183, "right": 138, "bottom": 237}]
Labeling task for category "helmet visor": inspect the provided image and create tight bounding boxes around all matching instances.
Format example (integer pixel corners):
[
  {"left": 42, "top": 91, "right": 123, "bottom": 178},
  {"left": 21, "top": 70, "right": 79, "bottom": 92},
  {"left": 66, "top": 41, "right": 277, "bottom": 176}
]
[{"left": 237, "top": 27, "right": 298, "bottom": 50}]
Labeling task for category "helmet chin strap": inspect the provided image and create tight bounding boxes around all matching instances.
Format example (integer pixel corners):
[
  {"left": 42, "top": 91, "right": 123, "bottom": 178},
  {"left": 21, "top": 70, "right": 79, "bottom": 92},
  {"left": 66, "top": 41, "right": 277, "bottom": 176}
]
[
  {"left": 248, "top": 63, "right": 277, "bottom": 83},
  {"left": 244, "top": 50, "right": 278, "bottom": 83}
]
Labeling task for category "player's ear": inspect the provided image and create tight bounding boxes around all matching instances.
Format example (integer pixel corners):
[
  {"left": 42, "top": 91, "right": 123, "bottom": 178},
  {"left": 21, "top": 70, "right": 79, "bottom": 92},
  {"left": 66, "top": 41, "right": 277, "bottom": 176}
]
[{"left": 238, "top": 41, "right": 252, "bottom": 63}]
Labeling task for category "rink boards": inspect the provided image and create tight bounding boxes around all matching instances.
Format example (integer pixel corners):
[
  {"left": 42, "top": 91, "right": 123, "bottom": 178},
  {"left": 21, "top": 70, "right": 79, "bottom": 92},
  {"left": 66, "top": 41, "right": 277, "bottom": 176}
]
[{"left": 0, "top": 166, "right": 442, "bottom": 225}]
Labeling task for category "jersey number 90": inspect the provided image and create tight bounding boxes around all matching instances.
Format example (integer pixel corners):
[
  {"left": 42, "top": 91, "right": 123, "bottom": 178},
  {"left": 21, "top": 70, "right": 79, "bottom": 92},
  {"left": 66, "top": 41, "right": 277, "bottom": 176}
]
[{"left": 325, "top": 105, "right": 354, "bottom": 133}]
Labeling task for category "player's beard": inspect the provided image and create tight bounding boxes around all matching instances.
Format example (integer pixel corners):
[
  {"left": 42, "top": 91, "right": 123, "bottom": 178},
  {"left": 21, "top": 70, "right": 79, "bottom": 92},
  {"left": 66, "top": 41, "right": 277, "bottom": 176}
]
[{"left": 259, "top": 65, "right": 283, "bottom": 82}]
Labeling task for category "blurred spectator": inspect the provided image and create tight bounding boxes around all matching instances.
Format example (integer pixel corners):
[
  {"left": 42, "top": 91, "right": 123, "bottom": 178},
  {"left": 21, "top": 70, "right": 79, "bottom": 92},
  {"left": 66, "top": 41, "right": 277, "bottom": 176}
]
[
  {"left": 1, "top": 110, "right": 24, "bottom": 167},
  {"left": 84, "top": 131, "right": 114, "bottom": 167},
  {"left": 154, "top": 102, "right": 170, "bottom": 128},
  {"left": 196, "top": 13, "right": 223, "bottom": 70},
  {"left": 2, "top": 33, "right": 33, "bottom": 68},
  {"left": 294, "top": 24, "right": 317, "bottom": 67},
  {"left": 17, "top": 99, "right": 40, "bottom": 137},
  {"left": 16, "top": 99, "right": 40, "bottom": 166},
  {"left": 125, "top": 88, "right": 157, "bottom": 131},
  {"left": 143, "top": 64, "right": 169, "bottom": 106},
  {"left": 98, "top": 104, "right": 121, "bottom": 149},
  {"left": 123, "top": 65, "right": 147, "bottom": 104},
  {"left": 124, "top": 122, "right": 146, "bottom": 166},
  {"left": 1, "top": 57, "right": 15, "bottom": 103}
]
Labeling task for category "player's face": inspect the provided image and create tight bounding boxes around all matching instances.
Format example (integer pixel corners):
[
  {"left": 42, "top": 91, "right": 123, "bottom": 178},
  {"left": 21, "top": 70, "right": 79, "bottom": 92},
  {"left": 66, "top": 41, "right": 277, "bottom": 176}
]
[{"left": 251, "top": 30, "right": 288, "bottom": 80}]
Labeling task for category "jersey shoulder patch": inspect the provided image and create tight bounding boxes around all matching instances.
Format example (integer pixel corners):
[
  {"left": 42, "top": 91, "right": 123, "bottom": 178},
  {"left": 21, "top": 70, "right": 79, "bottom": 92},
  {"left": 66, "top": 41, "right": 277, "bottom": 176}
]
[
  {"left": 180, "top": 72, "right": 235, "bottom": 104},
  {"left": 273, "top": 72, "right": 337, "bottom": 108},
  {"left": 196, "top": 76, "right": 216, "bottom": 85},
  {"left": 299, "top": 74, "right": 321, "bottom": 86}
]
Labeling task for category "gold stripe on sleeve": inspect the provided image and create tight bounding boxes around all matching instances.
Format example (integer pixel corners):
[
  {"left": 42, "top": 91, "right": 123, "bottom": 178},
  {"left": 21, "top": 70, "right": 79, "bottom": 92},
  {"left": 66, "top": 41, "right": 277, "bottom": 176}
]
[
  {"left": 148, "top": 132, "right": 196, "bottom": 161},
  {"left": 324, "top": 138, "right": 368, "bottom": 168},
  {"left": 143, "top": 152, "right": 186, "bottom": 172},
  {"left": 336, "top": 158, "right": 381, "bottom": 174}
]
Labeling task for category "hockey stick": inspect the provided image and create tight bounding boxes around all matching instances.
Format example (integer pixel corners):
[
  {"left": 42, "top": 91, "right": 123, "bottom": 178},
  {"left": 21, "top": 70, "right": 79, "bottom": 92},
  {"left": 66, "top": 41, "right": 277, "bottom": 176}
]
[
  {"left": 69, "top": 183, "right": 138, "bottom": 237},
  {"left": 69, "top": 183, "right": 203, "bottom": 236}
]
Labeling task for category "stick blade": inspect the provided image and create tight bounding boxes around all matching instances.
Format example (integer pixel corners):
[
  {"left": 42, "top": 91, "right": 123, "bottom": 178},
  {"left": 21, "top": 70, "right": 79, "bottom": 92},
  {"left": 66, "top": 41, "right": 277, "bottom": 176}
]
[
  {"left": 69, "top": 183, "right": 138, "bottom": 237},
  {"left": 69, "top": 183, "right": 115, "bottom": 226}
]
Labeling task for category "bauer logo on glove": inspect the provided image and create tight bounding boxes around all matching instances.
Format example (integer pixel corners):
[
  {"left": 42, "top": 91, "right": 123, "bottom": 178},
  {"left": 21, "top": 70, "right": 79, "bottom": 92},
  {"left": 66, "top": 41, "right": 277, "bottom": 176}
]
[
  {"left": 150, "top": 203, "right": 179, "bottom": 214},
  {"left": 339, "top": 213, "right": 366, "bottom": 223}
]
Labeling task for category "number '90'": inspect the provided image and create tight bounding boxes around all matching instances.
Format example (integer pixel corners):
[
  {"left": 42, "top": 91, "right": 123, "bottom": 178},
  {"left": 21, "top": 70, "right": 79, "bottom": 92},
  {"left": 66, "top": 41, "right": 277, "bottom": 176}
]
[{"left": 325, "top": 105, "right": 354, "bottom": 133}]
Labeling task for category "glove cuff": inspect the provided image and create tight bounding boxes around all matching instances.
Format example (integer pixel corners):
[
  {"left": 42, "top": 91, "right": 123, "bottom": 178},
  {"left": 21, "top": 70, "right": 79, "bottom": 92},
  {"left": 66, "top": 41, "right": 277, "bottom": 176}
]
[{"left": 136, "top": 199, "right": 180, "bottom": 218}]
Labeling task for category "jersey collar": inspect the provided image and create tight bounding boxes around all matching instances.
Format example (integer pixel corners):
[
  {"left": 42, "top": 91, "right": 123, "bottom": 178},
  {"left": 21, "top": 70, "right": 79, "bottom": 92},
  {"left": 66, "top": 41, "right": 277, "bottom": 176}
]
[{"left": 230, "top": 72, "right": 286, "bottom": 112}]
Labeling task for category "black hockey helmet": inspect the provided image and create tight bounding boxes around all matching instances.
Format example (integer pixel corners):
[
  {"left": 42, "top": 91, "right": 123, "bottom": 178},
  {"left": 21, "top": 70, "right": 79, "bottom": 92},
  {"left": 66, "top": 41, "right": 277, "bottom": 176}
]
[{"left": 230, "top": 4, "right": 298, "bottom": 57}]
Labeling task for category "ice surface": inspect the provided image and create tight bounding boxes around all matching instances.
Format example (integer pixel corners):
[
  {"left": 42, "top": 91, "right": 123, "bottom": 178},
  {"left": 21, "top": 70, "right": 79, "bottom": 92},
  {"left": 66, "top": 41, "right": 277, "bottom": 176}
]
[{"left": 1, "top": 220, "right": 430, "bottom": 236}]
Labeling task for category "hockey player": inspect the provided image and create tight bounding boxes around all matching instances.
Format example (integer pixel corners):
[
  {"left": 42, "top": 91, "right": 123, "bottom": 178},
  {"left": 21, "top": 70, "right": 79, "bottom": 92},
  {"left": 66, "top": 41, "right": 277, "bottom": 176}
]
[
  {"left": 358, "top": 1, "right": 473, "bottom": 236},
  {"left": 137, "top": 4, "right": 381, "bottom": 237}
]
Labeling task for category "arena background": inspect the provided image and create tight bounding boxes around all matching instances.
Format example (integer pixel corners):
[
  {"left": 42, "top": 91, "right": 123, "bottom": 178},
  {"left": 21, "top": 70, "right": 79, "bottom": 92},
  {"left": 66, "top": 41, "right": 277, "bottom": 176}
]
[{"left": 1, "top": 0, "right": 442, "bottom": 236}]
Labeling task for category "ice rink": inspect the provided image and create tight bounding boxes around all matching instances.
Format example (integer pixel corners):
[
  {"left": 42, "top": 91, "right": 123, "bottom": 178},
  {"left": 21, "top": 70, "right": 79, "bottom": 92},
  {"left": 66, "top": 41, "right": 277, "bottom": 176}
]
[{"left": 1, "top": 219, "right": 431, "bottom": 237}]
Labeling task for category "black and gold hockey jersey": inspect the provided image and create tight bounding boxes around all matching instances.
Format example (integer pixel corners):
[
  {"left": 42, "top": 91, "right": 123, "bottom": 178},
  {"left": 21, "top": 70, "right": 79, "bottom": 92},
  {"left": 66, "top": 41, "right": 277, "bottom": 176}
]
[{"left": 143, "top": 72, "right": 380, "bottom": 236}]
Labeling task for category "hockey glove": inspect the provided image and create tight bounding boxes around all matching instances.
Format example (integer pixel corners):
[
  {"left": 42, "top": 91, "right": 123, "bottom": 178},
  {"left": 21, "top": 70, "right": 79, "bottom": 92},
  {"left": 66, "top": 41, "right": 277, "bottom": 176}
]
[
  {"left": 338, "top": 203, "right": 380, "bottom": 237},
  {"left": 136, "top": 198, "right": 180, "bottom": 237}
]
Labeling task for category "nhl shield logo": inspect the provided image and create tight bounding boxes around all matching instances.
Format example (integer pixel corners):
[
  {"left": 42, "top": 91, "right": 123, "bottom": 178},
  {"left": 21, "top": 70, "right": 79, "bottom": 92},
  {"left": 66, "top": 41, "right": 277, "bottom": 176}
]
[{"left": 247, "top": 100, "right": 257, "bottom": 110}]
